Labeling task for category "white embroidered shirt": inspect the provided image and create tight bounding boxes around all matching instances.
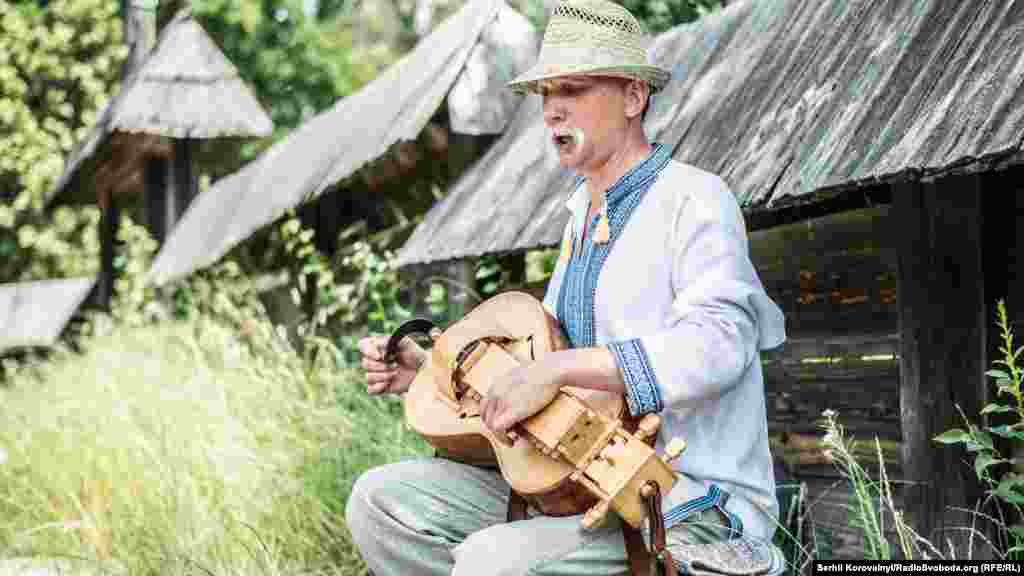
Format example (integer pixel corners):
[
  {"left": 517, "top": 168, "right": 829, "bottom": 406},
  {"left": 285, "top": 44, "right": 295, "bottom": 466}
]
[{"left": 542, "top": 143, "right": 787, "bottom": 542}]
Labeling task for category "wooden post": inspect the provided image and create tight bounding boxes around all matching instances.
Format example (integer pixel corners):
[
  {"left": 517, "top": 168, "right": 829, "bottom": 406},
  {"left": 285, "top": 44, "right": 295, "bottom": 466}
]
[
  {"left": 143, "top": 156, "right": 169, "bottom": 243},
  {"left": 172, "top": 138, "right": 196, "bottom": 227},
  {"left": 95, "top": 189, "right": 121, "bottom": 311},
  {"left": 893, "top": 176, "right": 988, "bottom": 552},
  {"left": 447, "top": 258, "right": 477, "bottom": 320},
  {"left": 1008, "top": 183, "right": 1023, "bottom": 345}
]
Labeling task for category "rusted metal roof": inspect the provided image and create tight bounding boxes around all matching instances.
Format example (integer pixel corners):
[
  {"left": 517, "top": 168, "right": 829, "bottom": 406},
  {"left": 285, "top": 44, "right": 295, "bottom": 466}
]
[
  {"left": 146, "top": 0, "right": 537, "bottom": 286},
  {"left": 46, "top": 9, "right": 273, "bottom": 206},
  {"left": 395, "top": 0, "right": 1024, "bottom": 267},
  {"left": 0, "top": 278, "right": 95, "bottom": 353}
]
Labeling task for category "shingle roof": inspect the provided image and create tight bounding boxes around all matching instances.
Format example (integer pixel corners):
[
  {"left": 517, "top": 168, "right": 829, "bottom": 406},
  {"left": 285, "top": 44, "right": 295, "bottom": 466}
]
[
  {"left": 395, "top": 0, "right": 1024, "bottom": 267},
  {"left": 0, "top": 278, "right": 95, "bottom": 353},
  {"left": 46, "top": 9, "right": 273, "bottom": 206},
  {"left": 146, "top": 0, "right": 535, "bottom": 286}
]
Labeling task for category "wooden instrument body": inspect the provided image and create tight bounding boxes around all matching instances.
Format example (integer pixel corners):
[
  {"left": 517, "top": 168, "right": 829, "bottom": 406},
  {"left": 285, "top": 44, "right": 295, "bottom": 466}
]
[{"left": 402, "top": 291, "right": 679, "bottom": 528}]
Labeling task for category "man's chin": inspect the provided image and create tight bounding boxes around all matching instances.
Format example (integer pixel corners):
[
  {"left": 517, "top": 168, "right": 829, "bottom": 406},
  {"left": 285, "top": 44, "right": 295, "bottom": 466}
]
[{"left": 555, "top": 147, "right": 582, "bottom": 168}]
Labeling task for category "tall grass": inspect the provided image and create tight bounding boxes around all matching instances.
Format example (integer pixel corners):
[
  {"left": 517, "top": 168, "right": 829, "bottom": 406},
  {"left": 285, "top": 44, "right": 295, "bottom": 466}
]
[{"left": 0, "top": 312, "right": 424, "bottom": 575}]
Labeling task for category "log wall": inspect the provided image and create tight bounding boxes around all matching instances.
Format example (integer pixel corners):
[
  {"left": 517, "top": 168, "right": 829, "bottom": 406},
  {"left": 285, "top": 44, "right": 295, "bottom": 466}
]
[{"left": 753, "top": 205, "right": 904, "bottom": 559}]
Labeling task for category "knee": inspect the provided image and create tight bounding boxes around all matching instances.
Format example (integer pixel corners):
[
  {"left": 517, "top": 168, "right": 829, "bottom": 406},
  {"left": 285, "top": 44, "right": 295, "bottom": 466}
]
[
  {"left": 345, "top": 466, "right": 390, "bottom": 537},
  {"left": 452, "top": 526, "right": 526, "bottom": 576}
]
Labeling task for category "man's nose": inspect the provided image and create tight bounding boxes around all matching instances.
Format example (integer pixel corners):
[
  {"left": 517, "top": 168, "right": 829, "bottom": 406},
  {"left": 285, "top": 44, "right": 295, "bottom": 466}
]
[{"left": 543, "top": 97, "right": 565, "bottom": 126}]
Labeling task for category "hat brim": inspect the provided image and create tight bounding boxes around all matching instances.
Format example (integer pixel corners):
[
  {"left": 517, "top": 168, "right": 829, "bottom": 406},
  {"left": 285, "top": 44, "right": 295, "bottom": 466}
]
[{"left": 507, "top": 64, "right": 671, "bottom": 94}]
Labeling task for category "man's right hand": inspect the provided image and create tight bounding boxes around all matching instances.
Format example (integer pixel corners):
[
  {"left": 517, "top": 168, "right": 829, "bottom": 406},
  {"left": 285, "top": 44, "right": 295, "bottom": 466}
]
[{"left": 358, "top": 335, "right": 425, "bottom": 396}]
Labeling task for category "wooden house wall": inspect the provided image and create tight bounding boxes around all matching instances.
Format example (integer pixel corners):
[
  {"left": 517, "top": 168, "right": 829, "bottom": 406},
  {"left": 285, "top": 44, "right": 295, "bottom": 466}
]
[{"left": 753, "top": 204, "right": 904, "bottom": 559}]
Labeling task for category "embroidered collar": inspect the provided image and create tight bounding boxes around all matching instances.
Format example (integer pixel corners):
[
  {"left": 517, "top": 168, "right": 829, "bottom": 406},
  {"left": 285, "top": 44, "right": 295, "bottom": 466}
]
[{"left": 564, "top": 142, "right": 672, "bottom": 219}]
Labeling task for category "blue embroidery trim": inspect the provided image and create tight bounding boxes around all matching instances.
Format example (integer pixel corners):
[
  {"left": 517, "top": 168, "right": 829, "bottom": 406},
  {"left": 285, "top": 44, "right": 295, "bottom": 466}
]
[
  {"left": 608, "top": 339, "right": 662, "bottom": 415},
  {"left": 723, "top": 506, "right": 744, "bottom": 540},
  {"left": 663, "top": 484, "right": 744, "bottom": 539},
  {"left": 555, "top": 143, "right": 672, "bottom": 350}
]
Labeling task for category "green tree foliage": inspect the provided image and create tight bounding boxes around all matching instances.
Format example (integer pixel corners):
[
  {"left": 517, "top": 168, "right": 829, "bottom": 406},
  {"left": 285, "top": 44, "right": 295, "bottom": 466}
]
[
  {"left": 160, "top": 0, "right": 397, "bottom": 166},
  {"left": 619, "top": 0, "right": 721, "bottom": 34},
  {"left": 0, "top": 0, "right": 127, "bottom": 282},
  {"left": 0, "top": 0, "right": 394, "bottom": 284},
  {"left": 511, "top": 0, "right": 721, "bottom": 34}
]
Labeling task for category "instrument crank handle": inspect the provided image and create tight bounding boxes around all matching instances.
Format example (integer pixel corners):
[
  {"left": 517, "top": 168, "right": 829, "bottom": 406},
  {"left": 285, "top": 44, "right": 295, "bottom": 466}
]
[
  {"left": 384, "top": 318, "right": 443, "bottom": 360},
  {"left": 505, "top": 424, "right": 530, "bottom": 445},
  {"left": 662, "top": 437, "right": 687, "bottom": 465},
  {"left": 635, "top": 413, "right": 661, "bottom": 441},
  {"left": 581, "top": 500, "right": 611, "bottom": 530}
]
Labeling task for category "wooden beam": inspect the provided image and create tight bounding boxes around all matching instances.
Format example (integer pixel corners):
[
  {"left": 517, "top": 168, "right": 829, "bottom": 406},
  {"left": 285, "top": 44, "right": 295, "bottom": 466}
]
[
  {"left": 143, "top": 156, "right": 170, "bottom": 244},
  {"left": 893, "top": 176, "right": 988, "bottom": 550},
  {"left": 95, "top": 189, "right": 121, "bottom": 311},
  {"left": 1015, "top": 188, "right": 1024, "bottom": 339},
  {"left": 446, "top": 258, "right": 478, "bottom": 319},
  {"left": 172, "top": 138, "right": 196, "bottom": 227}
]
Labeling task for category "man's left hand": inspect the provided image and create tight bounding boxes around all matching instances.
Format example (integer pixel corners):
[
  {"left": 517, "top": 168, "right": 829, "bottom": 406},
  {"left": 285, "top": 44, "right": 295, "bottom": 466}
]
[{"left": 479, "top": 354, "right": 567, "bottom": 446}]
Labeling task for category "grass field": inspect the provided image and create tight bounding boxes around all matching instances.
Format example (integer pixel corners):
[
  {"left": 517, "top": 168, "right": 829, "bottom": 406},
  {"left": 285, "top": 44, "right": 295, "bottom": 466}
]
[{"left": 0, "top": 314, "right": 428, "bottom": 575}]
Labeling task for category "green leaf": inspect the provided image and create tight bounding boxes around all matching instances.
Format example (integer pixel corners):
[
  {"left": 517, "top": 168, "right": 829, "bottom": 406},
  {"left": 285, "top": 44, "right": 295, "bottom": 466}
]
[
  {"left": 987, "top": 369, "right": 1012, "bottom": 380},
  {"left": 989, "top": 425, "right": 1024, "bottom": 441},
  {"left": 981, "top": 403, "right": 1015, "bottom": 415},
  {"left": 994, "top": 476, "right": 1024, "bottom": 505},
  {"left": 974, "top": 453, "right": 1007, "bottom": 480},
  {"left": 933, "top": 429, "right": 971, "bottom": 444},
  {"left": 1007, "top": 524, "right": 1024, "bottom": 541},
  {"left": 975, "top": 429, "right": 995, "bottom": 451}
]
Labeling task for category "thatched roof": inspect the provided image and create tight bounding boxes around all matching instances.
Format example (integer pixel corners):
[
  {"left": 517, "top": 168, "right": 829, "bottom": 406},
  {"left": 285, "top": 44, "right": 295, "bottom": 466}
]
[
  {"left": 146, "top": 0, "right": 537, "bottom": 287},
  {"left": 46, "top": 9, "right": 273, "bottom": 206},
  {"left": 395, "top": 0, "right": 1024, "bottom": 267},
  {"left": 0, "top": 278, "right": 95, "bottom": 353}
]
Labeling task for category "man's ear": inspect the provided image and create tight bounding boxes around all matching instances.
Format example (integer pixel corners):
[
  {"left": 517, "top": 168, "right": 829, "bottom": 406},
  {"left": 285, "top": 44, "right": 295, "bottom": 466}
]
[{"left": 624, "top": 80, "right": 649, "bottom": 120}]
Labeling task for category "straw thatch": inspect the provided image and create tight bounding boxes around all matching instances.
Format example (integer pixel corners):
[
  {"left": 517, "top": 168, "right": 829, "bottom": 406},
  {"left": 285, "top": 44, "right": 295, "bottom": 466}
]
[
  {"left": 146, "top": 0, "right": 537, "bottom": 287},
  {"left": 0, "top": 278, "right": 95, "bottom": 353},
  {"left": 394, "top": 0, "right": 1024, "bottom": 267},
  {"left": 46, "top": 9, "right": 273, "bottom": 207}
]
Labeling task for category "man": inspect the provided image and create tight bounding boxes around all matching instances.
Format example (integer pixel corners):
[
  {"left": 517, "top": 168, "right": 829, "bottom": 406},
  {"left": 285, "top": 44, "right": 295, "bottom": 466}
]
[{"left": 347, "top": 0, "right": 789, "bottom": 574}]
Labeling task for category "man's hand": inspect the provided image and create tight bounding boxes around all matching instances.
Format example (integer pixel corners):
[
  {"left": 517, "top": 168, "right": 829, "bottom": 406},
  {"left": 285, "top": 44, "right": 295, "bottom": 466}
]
[
  {"left": 480, "top": 356, "right": 567, "bottom": 446},
  {"left": 358, "top": 335, "right": 425, "bottom": 396}
]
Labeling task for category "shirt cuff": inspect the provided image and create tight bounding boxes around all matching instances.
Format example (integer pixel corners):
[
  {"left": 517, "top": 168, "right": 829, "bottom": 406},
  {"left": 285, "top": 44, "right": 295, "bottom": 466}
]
[{"left": 607, "top": 338, "right": 663, "bottom": 416}]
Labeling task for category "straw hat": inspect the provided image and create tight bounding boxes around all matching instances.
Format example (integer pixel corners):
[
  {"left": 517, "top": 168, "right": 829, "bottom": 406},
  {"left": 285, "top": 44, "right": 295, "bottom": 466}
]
[{"left": 507, "top": 0, "right": 671, "bottom": 94}]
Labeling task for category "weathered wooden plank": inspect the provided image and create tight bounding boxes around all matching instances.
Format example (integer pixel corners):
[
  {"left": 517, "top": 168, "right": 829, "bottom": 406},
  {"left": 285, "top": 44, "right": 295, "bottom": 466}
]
[
  {"left": 1015, "top": 186, "right": 1024, "bottom": 338},
  {"left": 765, "top": 330, "right": 902, "bottom": 442},
  {"left": 894, "top": 177, "right": 988, "bottom": 550},
  {"left": 749, "top": 206, "right": 895, "bottom": 270},
  {"left": 772, "top": 332, "right": 899, "bottom": 361},
  {"left": 774, "top": 300, "right": 898, "bottom": 337}
]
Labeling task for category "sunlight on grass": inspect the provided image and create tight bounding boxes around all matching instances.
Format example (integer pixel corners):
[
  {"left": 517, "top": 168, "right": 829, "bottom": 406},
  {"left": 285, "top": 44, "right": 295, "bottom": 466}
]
[{"left": 0, "top": 314, "right": 424, "bottom": 575}]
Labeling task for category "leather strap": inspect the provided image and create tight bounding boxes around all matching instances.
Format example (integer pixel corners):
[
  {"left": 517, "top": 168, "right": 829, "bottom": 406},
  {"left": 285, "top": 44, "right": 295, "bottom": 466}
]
[
  {"left": 623, "top": 522, "right": 653, "bottom": 576},
  {"left": 645, "top": 481, "right": 674, "bottom": 576},
  {"left": 507, "top": 490, "right": 529, "bottom": 522}
]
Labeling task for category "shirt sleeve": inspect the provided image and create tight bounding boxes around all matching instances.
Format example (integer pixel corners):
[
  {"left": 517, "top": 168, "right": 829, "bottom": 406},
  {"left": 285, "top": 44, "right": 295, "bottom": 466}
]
[{"left": 607, "top": 176, "right": 785, "bottom": 416}]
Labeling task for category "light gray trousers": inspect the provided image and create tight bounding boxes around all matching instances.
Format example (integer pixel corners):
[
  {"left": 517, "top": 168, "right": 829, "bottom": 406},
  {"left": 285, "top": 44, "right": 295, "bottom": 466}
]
[{"left": 344, "top": 457, "right": 783, "bottom": 576}]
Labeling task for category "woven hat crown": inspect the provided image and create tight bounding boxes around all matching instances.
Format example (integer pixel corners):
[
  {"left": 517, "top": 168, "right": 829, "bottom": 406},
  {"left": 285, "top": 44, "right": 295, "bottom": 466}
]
[{"left": 507, "top": 0, "right": 670, "bottom": 94}]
